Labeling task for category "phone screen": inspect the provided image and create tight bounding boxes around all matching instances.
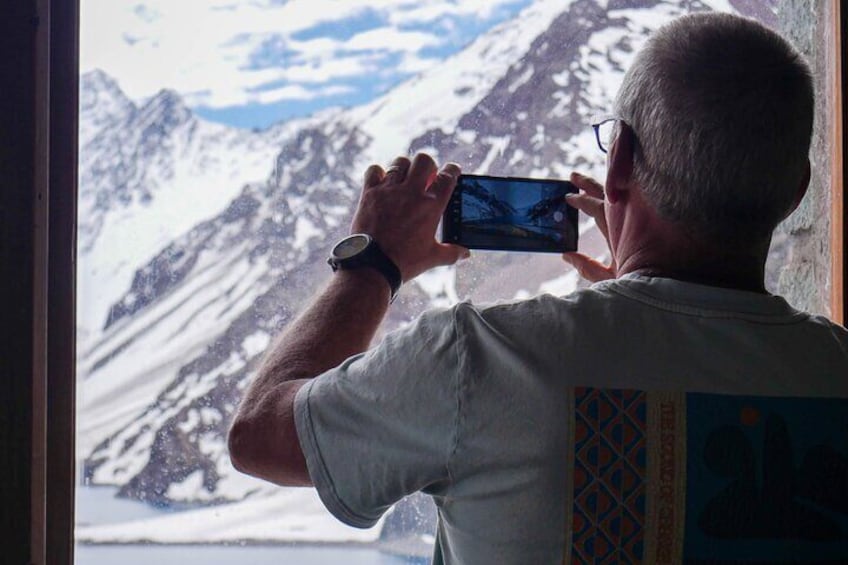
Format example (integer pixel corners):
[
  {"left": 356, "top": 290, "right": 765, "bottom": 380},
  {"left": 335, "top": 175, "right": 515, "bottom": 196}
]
[{"left": 442, "top": 174, "right": 578, "bottom": 253}]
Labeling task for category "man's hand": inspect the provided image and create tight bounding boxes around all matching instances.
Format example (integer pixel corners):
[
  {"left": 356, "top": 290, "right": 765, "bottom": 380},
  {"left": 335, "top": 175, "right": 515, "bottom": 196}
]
[
  {"left": 351, "top": 153, "right": 470, "bottom": 282},
  {"left": 562, "top": 172, "right": 616, "bottom": 282}
]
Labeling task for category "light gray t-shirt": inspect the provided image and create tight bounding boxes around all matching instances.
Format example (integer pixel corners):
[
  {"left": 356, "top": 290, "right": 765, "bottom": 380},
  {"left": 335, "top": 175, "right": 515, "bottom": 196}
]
[{"left": 293, "top": 274, "right": 848, "bottom": 564}]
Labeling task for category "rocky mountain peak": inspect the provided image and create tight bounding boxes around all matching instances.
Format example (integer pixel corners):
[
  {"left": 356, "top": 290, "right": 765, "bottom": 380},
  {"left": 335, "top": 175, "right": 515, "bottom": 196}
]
[
  {"left": 81, "top": 68, "right": 132, "bottom": 105},
  {"left": 136, "top": 88, "right": 194, "bottom": 132},
  {"left": 79, "top": 69, "right": 136, "bottom": 143}
]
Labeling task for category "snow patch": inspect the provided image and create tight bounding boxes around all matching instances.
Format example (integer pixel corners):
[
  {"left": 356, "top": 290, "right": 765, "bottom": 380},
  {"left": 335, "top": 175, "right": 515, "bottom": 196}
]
[
  {"left": 241, "top": 332, "right": 271, "bottom": 358},
  {"left": 293, "top": 216, "right": 322, "bottom": 249},
  {"left": 413, "top": 266, "right": 459, "bottom": 308},
  {"left": 166, "top": 470, "right": 205, "bottom": 501}
]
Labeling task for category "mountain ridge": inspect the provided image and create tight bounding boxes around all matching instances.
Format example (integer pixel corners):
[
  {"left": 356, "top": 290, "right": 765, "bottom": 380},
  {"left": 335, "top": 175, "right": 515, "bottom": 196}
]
[{"left": 76, "top": 0, "right": 777, "bottom": 545}]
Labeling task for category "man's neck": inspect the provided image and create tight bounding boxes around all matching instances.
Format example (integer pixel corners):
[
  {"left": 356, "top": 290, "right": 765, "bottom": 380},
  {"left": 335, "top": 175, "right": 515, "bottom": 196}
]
[
  {"left": 621, "top": 264, "right": 767, "bottom": 293},
  {"left": 614, "top": 233, "right": 770, "bottom": 294},
  {"left": 604, "top": 176, "right": 772, "bottom": 294}
]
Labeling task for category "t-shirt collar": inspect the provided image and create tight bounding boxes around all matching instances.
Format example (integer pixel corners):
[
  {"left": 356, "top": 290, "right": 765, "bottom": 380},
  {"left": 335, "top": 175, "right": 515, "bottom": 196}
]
[{"left": 594, "top": 273, "right": 808, "bottom": 322}]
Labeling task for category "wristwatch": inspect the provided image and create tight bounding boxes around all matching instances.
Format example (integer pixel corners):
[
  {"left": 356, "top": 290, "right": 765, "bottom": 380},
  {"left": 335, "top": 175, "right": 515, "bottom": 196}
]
[{"left": 327, "top": 234, "right": 402, "bottom": 302}]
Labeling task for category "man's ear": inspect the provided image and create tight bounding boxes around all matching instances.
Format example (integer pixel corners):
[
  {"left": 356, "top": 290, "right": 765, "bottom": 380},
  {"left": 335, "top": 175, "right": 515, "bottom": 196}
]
[{"left": 605, "top": 122, "right": 636, "bottom": 204}]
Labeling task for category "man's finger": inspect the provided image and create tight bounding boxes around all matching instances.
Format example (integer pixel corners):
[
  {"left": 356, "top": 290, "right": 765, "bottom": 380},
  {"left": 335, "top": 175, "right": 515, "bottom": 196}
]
[
  {"left": 570, "top": 171, "right": 604, "bottom": 199},
  {"left": 565, "top": 193, "right": 604, "bottom": 220},
  {"left": 385, "top": 156, "right": 411, "bottom": 183},
  {"left": 562, "top": 252, "right": 615, "bottom": 282},
  {"left": 407, "top": 152, "right": 438, "bottom": 190},
  {"left": 428, "top": 163, "right": 461, "bottom": 205},
  {"left": 566, "top": 193, "right": 610, "bottom": 241},
  {"left": 364, "top": 164, "right": 385, "bottom": 188},
  {"left": 434, "top": 243, "right": 471, "bottom": 267}
]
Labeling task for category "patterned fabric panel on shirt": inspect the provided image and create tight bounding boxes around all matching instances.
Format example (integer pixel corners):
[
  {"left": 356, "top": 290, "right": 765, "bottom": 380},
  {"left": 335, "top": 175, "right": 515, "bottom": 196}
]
[
  {"left": 564, "top": 388, "right": 848, "bottom": 565},
  {"left": 567, "top": 387, "right": 650, "bottom": 565}
]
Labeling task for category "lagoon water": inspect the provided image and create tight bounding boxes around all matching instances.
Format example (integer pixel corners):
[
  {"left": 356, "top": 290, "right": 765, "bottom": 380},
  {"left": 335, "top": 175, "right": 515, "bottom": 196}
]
[
  {"left": 75, "top": 544, "right": 426, "bottom": 564},
  {"left": 75, "top": 486, "right": 427, "bottom": 565}
]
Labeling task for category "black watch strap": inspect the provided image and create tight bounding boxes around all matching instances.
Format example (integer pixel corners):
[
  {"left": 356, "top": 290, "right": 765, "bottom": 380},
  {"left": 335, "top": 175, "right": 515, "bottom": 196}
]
[
  {"left": 361, "top": 240, "right": 402, "bottom": 302},
  {"left": 328, "top": 237, "right": 402, "bottom": 302}
]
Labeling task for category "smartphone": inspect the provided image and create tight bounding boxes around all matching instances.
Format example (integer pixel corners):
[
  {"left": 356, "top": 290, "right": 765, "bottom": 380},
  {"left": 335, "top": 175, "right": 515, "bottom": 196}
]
[{"left": 441, "top": 174, "right": 578, "bottom": 253}]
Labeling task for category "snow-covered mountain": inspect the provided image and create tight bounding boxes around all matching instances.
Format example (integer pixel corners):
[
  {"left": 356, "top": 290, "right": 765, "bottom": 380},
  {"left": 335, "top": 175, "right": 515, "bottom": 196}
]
[
  {"left": 76, "top": 0, "right": 776, "bottom": 545},
  {"left": 76, "top": 70, "right": 321, "bottom": 341}
]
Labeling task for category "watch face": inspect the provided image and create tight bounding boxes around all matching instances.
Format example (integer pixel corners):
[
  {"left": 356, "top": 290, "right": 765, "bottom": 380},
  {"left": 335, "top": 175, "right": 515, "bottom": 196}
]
[{"left": 333, "top": 234, "right": 371, "bottom": 259}]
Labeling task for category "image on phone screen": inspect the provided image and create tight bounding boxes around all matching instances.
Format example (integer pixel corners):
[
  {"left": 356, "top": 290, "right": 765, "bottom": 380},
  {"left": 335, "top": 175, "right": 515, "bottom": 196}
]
[{"left": 442, "top": 174, "right": 578, "bottom": 253}]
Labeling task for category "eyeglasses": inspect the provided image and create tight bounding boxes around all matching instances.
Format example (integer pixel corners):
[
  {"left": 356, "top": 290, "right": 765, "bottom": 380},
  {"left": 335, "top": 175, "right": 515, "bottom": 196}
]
[{"left": 591, "top": 116, "right": 619, "bottom": 154}]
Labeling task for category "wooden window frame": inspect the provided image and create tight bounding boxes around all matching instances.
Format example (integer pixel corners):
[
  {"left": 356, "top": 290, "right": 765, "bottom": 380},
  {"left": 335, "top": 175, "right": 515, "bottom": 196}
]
[
  {"left": 2, "top": 0, "right": 78, "bottom": 563},
  {"left": 0, "top": 1, "right": 845, "bottom": 563},
  {"left": 834, "top": 0, "right": 847, "bottom": 324}
]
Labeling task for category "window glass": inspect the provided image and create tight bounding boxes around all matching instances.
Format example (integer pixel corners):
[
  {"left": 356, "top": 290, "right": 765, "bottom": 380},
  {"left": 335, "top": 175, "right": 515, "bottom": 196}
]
[{"left": 75, "top": 1, "right": 821, "bottom": 563}]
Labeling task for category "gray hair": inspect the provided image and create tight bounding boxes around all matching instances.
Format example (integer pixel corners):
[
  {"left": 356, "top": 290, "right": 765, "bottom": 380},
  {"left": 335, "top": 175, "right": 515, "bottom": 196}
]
[{"left": 614, "top": 12, "right": 814, "bottom": 243}]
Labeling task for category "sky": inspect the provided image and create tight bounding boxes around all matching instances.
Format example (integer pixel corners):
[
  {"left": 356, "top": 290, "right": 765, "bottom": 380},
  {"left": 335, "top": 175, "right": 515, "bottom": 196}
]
[{"left": 81, "top": 0, "right": 533, "bottom": 129}]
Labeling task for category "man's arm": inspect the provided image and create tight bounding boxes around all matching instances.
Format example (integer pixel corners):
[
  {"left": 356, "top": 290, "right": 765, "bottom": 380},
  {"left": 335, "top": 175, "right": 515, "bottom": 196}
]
[
  {"left": 228, "top": 153, "right": 468, "bottom": 487},
  {"left": 227, "top": 268, "right": 390, "bottom": 486}
]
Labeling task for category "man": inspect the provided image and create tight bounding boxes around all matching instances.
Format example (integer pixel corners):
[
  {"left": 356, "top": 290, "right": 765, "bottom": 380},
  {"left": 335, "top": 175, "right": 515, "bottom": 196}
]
[{"left": 229, "top": 13, "right": 848, "bottom": 564}]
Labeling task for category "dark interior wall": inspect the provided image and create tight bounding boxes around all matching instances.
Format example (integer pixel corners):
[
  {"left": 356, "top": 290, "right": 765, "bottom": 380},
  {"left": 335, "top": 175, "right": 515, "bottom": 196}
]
[{"left": 1, "top": 1, "right": 39, "bottom": 563}]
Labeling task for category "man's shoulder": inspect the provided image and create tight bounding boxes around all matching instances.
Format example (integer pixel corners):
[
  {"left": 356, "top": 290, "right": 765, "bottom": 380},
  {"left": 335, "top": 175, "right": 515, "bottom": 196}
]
[
  {"left": 444, "top": 285, "right": 619, "bottom": 335},
  {"left": 797, "top": 311, "right": 848, "bottom": 351}
]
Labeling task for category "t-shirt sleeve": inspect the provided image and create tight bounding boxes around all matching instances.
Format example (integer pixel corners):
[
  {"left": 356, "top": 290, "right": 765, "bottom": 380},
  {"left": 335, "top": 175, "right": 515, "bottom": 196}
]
[{"left": 293, "top": 306, "right": 460, "bottom": 528}]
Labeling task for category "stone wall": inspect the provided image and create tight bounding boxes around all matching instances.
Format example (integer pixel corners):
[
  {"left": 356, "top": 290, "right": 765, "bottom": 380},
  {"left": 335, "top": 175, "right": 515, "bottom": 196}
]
[{"left": 768, "top": 0, "right": 837, "bottom": 317}]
